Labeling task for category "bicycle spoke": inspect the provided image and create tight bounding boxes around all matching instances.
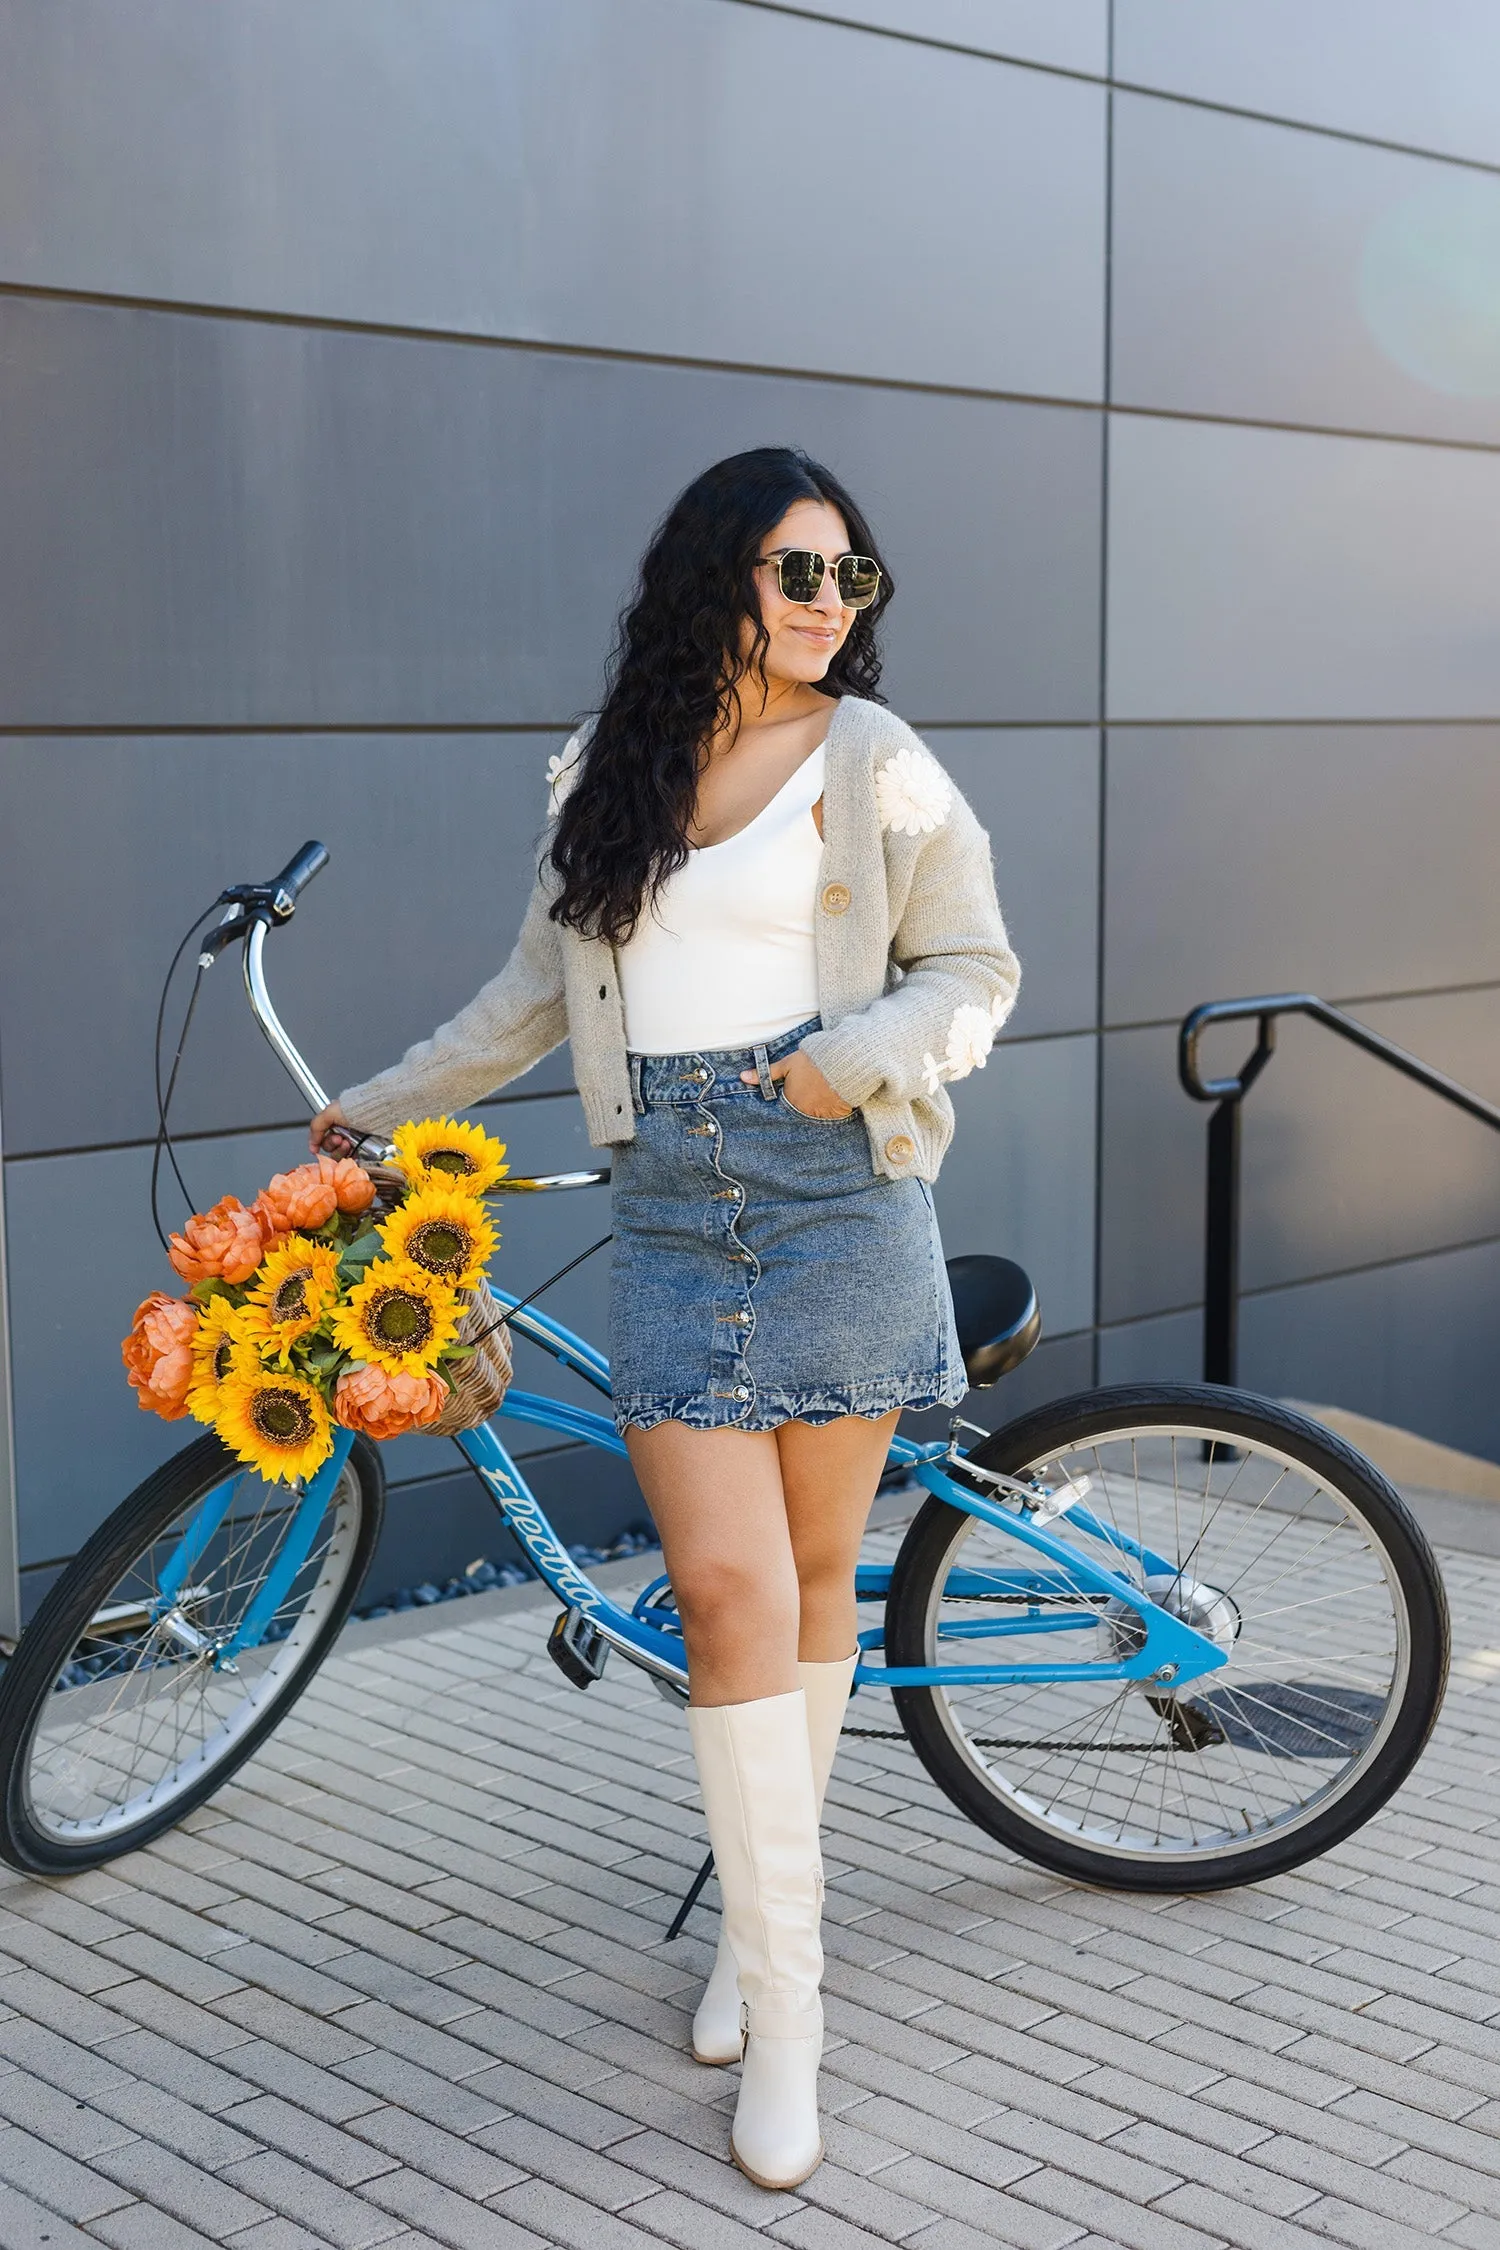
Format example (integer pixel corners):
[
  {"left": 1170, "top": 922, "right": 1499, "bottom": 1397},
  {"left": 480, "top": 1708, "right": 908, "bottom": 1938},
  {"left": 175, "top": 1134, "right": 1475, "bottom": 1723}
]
[
  {"left": 22, "top": 1458, "right": 365, "bottom": 1843},
  {"left": 916, "top": 1418, "right": 1410, "bottom": 1864}
]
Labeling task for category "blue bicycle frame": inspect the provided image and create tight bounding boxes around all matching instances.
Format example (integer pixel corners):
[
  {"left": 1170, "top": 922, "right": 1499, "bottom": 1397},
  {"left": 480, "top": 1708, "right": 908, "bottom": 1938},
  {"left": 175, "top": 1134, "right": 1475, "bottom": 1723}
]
[{"left": 174, "top": 1288, "right": 1228, "bottom": 1699}]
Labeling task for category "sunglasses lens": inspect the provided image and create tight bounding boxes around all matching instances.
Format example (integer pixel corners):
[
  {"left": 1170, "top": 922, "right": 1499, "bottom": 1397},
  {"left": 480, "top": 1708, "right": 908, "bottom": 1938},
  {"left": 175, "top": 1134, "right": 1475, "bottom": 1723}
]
[
  {"left": 835, "top": 555, "right": 882, "bottom": 609},
  {"left": 777, "top": 550, "right": 825, "bottom": 604}
]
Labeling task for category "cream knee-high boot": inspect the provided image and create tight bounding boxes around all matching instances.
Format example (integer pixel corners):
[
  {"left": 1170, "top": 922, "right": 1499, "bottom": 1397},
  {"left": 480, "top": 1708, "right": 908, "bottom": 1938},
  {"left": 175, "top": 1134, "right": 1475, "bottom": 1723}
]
[
  {"left": 691, "top": 1653, "right": 856, "bottom": 2067},
  {"left": 686, "top": 1690, "right": 826, "bottom": 2189}
]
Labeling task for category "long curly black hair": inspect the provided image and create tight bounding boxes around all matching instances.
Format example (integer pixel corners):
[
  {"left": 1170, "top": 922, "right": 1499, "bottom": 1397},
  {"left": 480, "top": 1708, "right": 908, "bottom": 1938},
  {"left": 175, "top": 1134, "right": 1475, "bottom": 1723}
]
[{"left": 547, "top": 446, "right": 891, "bottom": 945}]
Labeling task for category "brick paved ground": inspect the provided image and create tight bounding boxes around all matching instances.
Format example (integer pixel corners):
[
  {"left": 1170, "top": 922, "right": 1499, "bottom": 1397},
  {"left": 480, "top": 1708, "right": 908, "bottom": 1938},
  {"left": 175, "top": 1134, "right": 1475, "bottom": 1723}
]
[{"left": 0, "top": 1509, "right": 1494, "bottom": 2250}]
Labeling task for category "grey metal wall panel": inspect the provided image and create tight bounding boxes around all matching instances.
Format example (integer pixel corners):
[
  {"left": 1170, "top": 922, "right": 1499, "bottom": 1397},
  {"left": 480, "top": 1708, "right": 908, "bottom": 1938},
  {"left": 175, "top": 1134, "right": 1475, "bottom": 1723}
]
[
  {"left": 1114, "top": 2, "right": 1500, "bottom": 166},
  {"left": 934, "top": 1033, "right": 1097, "bottom": 1340},
  {"left": 0, "top": 0, "right": 1106, "bottom": 401},
  {"left": 1100, "top": 992, "right": 1500, "bottom": 1326},
  {"left": 0, "top": 733, "right": 577, "bottom": 1156},
  {"left": 931, "top": 730, "right": 1100, "bottom": 1039},
  {"left": 1102, "top": 725, "right": 1500, "bottom": 1027},
  {"left": 761, "top": 0, "right": 1109, "bottom": 74},
  {"left": 0, "top": 300, "right": 1103, "bottom": 731},
  {"left": 1107, "top": 414, "right": 1500, "bottom": 722},
  {"left": 1096, "top": 1308, "right": 1200, "bottom": 1388},
  {"left": 1240, "top": 1241, "right": 1500, "bottom": 1464},
  {"left": 5, "top": 1092, "right": 611, "bottom": 1570},
  {"left": 1112, "top": 94, "right": 1500, "bottom": 446},
  {"left": 1098, "top": 1244, "right": 1500, "bottom": 1466}
]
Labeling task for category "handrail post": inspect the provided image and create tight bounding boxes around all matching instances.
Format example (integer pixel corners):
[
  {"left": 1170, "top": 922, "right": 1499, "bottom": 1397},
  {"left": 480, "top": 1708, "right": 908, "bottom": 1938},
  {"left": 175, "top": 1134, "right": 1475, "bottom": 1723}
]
[{"left": 1203, "top": 1097, "right": 1241, "bottom": 1387}]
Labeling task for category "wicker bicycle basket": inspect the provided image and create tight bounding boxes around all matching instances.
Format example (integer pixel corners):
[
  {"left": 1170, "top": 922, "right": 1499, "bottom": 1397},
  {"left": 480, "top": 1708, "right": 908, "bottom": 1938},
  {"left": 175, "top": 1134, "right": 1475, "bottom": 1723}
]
[{"left": 426, "top": 1277, "right": 513, "bottom": 1436}]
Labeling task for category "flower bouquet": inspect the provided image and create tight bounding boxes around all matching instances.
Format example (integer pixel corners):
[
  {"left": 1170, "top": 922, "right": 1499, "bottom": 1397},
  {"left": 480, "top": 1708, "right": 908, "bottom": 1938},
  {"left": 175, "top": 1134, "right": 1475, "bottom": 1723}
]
[{"left": 122, "top": 1118, "right": 512, "bottom": 1482}]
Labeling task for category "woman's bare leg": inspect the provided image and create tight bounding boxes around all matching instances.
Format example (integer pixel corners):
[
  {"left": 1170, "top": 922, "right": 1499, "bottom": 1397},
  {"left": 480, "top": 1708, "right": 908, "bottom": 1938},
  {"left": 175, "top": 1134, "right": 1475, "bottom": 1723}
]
[
  {"left": 625, "top": 1409, "right": 898, "bottom": 1701},
  {"left": 624, "top": 1424, "right": 801, "bottom": 1706},
  {"left": 778, "top": 1409, "right": 901, "bottom": 1662}
]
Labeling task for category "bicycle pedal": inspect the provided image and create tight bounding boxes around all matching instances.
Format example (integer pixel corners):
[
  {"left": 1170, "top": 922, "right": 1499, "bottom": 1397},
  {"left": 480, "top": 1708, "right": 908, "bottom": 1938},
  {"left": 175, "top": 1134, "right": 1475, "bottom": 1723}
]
[{"left": 547, "top": 1606, "right": 609, "bottom": 1689}]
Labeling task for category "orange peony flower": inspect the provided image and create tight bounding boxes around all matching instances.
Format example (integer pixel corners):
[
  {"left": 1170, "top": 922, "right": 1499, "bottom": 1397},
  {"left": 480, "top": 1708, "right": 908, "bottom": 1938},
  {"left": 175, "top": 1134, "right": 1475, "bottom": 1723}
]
[
  {"left": 121, "top": 1292, "right": 199, "bottom": 1420},
  {"left": 254, "top": 1154, "right": 375, "bottom": 1245},
  {"left": 254, "top": 1152, "right": 372, "bottom": 1242},
  {"left": 327, "top": 1155, "right": 376, "bottom": 1214},
  {"left": 332, "top": 1361, "right": 450, "bottom": 1442},
  {"left": 167, "top": 1197, "right": 264, "bottom": 1286}
]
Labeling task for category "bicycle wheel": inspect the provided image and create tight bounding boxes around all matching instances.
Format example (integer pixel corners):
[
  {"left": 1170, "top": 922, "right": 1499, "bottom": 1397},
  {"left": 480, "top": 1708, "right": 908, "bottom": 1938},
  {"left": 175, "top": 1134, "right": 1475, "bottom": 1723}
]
[
  {"left": 0, "top": 1431, "right": 384, "bottom": 1873},
  {"left": 885, "top": 1384, "right": 1448, "bottom": 1891}
]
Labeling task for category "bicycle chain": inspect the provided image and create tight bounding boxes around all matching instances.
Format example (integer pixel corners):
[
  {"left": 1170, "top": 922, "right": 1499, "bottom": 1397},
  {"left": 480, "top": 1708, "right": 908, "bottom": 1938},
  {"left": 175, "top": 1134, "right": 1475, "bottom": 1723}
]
[{"left": 841, "top": 1726, "right": 1176, "bottom": 1754}]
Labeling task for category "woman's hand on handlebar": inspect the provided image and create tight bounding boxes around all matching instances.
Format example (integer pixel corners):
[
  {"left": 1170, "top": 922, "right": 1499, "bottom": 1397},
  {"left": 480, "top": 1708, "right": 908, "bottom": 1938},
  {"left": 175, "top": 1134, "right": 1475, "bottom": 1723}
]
[{"left": 309, "top": 1099, "right": 352, "bottom": 1156}]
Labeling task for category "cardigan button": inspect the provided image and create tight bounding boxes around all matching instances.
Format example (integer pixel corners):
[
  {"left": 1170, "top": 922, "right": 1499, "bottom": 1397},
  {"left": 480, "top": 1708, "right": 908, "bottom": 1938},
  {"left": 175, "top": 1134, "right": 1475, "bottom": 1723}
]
[
  {"left": 884, "top": 1134, "right": 916, "bottom": 1166},
  {"left": 821, "top": 881, "right": 851, "bottom": 915}
]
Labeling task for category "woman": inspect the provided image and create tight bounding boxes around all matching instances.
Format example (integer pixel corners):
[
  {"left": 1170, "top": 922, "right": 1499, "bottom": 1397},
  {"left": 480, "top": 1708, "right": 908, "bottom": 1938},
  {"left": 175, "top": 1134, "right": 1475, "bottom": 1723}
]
[{"left": 313, "top": 447, "right": 1019, "bottom": 2189}]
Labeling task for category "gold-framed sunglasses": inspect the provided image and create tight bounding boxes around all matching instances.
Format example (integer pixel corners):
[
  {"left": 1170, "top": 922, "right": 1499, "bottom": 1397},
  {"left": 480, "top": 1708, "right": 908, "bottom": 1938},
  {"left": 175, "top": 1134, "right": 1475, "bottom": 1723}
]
[{"left": 757, "top": 547, "right": 884, "bottom": 610}]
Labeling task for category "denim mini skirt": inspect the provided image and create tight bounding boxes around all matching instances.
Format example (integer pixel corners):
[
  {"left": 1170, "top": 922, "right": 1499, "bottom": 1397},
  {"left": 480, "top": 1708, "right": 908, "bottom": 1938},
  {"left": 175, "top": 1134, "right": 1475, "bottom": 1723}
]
[{"left": 609, "top": 1018, "right": 965, "bottom": 1432}]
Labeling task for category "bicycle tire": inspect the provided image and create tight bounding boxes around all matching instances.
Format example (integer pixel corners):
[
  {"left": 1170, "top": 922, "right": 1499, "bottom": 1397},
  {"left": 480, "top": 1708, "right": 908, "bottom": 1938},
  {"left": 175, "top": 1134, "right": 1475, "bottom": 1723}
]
[
  {"left": 885, "top": 1384, "right": 1448, "bottom": 1892},
  {"left": 0, "top": 1431, "right": 384, "bottom": 1874}
]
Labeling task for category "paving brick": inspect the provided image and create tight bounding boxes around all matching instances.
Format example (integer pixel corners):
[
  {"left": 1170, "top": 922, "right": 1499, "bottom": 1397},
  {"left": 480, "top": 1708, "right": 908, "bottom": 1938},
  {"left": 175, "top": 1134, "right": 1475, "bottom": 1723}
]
[
  {"left": 101, "top": 1886, "right": 251, "bottom": 1959},
  {"left": 334, "top": 2048, "right": 514, "bottom": 2136},
  {"left": 89, "top": 2076, "right": 264, "bottom": 2170},
  {"left": 0, "top": 2020, "right": 131, "bottom": 2100},
  {"left": 364, "top": 2165, "right": 554, "bottom": 2248},
  {"left": 219, "top": 2039, "right": 388, "bottom": 2123},
  {"left": 211, "top": 1985, "right": 378, "bottom": 2065},
  {"left": 0, "top": 1969, "right": 137, "bottom": 2048},
  {"left": 214, "top": 1943, "right": 368, "bottom": 2016},
  {"left": 609, "top": 2187, "right": 777, "bottom": 2250},
  {"left": 91, "top": 2202, "right": 224, "bottom": 2248},
  {"left": 219, "top": 2094, "right": 402, "bottom": 2187},
  {"left": 493, "top": 2175, "right": 697, "bottom": 2250},
  {"left": 345, "top": 2105, "right": 525, "bottom": 2200},
  {"left": 0, "top": 2178, "right": 102, "bottom": 2247},
  {"left": 205, "top": 1898, "right": 361, "bottom": 1970},
  {"left": 0, "top": 2069, "right": 138, "bottom": 2161},
  {"left": 0, "top": 2122, "right": 138, "bottom": 2222},
  {"left": 220, "top": 2149, "right": 409, "bottom": 2247},
  {"left": 90, "top": 2137, "right": 275, "bottom": 2235},
  {"left": 101, "top": 2026, "right": 258, "bottom": 2112},
  {"left": 100, "top": 1971, "right": 259, "bottom": 2055},
  {"left": 225, "top": 2221, "right": 354, "bottom": 2250},
  {"left": 1009, "top": 2169, "right": 1224, "bottom": 2250},
  {"left": 478, "top": 2113, "right": 660, "bottom": 2212},
  {"left": 455, "top": 2058, "right": 641, "bottom": 2150}
]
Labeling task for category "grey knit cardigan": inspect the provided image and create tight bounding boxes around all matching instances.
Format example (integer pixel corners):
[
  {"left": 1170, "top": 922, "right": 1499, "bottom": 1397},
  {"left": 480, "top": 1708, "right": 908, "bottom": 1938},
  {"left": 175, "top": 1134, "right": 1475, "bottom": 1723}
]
[{"left": 339, "top": 696, "right": 1020, "bottom": 1184}]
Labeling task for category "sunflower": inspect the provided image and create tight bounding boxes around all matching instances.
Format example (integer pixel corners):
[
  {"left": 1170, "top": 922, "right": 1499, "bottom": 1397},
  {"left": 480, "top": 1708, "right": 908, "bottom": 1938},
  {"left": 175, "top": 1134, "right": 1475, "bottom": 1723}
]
[
  {"left": 332, "top": 1257, "right": 462, "bottom": 1376},
  {"left": 240, "top": 1237, "right": 342, "bottom": 1366},
  {"left": 392, "top": 1117, "right": 508, "bottom": 1198},
  {"left": 215, "top": 1367, "right": 334, "bottom": 1485},
  {"left": 186, "top": 1296, "right": 256, "bottom": 1425},
  {"left": 378, "top": 1187, "right": 496, "bottom": 1289}
]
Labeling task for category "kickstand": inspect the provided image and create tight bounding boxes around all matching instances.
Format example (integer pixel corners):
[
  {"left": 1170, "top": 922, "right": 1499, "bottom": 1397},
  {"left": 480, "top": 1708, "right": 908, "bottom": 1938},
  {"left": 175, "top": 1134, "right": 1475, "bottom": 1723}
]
[{"left": 665, "top": 1847, "right": 716, "bottom": 1940}]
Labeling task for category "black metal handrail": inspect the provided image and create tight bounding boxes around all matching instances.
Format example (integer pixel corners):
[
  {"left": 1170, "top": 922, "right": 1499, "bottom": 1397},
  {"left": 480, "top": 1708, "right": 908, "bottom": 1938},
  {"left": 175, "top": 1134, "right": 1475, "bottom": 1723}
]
[{"left": 1178, "top": 993, "right": 1500, "bottom": 1387}]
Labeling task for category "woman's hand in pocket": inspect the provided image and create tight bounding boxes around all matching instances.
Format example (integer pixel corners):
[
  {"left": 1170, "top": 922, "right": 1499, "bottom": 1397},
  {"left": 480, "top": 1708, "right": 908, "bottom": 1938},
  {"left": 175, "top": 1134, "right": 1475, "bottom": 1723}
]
[{"left": 741, "top": 1050, "right": 853, "bottom": 1120}]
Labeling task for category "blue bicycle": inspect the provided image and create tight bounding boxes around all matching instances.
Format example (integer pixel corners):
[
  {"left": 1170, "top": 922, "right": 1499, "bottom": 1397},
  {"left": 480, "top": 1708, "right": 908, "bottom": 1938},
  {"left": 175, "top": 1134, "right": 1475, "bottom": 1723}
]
[{"left": 0, "top": 849, "right": 1449, "bottom": 1892}]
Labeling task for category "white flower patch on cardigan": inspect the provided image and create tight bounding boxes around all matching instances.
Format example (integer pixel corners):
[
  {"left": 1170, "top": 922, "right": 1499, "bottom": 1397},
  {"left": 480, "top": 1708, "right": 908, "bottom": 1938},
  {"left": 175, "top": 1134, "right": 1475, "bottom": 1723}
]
[
  {"left": 921, "top": 1002, "right": 997, "bottom": 1096},
  {"left": 875, "top": 744, "right": 953, "bottom": 836},
  {"left": 546, "top": 749, "right": 582, "bottom": 812}
]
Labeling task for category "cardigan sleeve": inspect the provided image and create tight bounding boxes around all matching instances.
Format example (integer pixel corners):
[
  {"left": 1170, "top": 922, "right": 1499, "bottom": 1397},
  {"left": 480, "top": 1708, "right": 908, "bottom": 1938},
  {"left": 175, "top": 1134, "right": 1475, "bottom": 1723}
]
[
  {"left": 337, "top": 869, "right": 569, "bottom": 1134},
  {"left": 797, "top": 792, "right": 1020, "bottom": 1111}
]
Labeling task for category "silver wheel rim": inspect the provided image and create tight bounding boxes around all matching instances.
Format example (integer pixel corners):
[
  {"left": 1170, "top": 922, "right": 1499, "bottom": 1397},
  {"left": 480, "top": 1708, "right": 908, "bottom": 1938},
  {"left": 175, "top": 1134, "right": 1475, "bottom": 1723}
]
[
  {"left": 923, "top": 1421, "right": 1412, "bottom": 1868},
  {"left": 20, "top": 1463, "right": 363, "bottom": 1845}
]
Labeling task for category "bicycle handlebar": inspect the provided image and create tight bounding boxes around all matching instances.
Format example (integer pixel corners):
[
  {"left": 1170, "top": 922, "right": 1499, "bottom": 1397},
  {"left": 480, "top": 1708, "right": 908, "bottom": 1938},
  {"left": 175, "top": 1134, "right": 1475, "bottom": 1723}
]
[{"left": 268, "top": 841, "right": 329, "bottom": 916}]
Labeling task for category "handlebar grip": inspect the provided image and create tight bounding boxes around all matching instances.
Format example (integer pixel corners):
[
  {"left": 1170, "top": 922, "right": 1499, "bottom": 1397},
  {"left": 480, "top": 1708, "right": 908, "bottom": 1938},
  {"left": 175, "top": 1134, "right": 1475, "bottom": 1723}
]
[{"left": 268, "top": 841, "right": 329, "bottom": 917}]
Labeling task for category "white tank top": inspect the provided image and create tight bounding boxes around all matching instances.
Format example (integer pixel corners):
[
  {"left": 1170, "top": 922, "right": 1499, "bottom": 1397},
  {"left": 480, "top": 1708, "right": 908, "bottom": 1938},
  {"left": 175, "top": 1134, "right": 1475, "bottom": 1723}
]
[{"left": 617, "top": 745, "right": 825, "bottom": 1053}]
